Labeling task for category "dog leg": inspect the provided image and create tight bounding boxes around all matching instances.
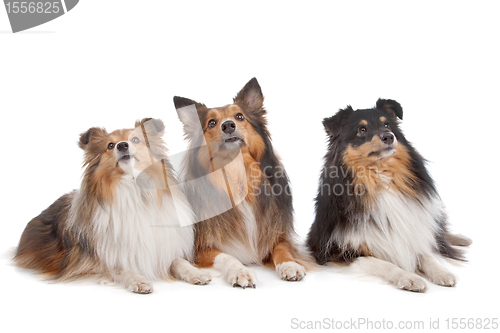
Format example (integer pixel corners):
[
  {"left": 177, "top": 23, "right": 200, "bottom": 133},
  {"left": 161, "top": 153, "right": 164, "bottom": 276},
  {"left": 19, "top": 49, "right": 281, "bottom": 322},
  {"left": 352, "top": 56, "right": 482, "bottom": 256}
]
[
  {"left": 170, "top": 258, "right": 211, "bottom": 285},
  {"left": 270, "top": 241, "right": 306, "bottom": 281},
  {"left": 215, "top": 253, "right": 257, "bottom": 289},
  {"left": 196, "top": 249, "right": 257, "bottom": 288},
  {"left": 352, "top": 256, "right": 427, "bottom": 292},
  {"left": 445, "top": 233, "right": 472, "bottom": 247},
  {"left": 418, "top": 254, "right": 457, "bottom": 287},
  {"left": 109, "top": 269, "right": 154, "bottom": 294}
]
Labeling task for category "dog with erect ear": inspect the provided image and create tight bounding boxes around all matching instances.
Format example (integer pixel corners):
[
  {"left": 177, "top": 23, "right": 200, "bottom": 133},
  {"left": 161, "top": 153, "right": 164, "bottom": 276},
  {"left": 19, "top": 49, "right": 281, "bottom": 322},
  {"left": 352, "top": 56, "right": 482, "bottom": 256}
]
[
  {"left": 307, "top": 99, "right": 472, "bottom": 292},
  {"left": 174, "top": 78, "right": 314, "bottom": 288},
  {"left": 14, "top": 118, "right": 211, "bottom": 293}
]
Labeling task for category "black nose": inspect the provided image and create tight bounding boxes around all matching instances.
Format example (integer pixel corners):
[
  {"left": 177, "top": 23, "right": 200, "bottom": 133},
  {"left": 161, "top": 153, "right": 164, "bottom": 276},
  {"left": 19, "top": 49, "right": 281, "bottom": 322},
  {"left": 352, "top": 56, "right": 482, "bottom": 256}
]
[
  {"left": 221, "top": 120, "right": 236, "bottom": 134},
  {"left": 380, "top": 133, "right": 394, "bottom": 145},
  {"left": 116, "top": 141, "right": 129, "bottom": 152}
]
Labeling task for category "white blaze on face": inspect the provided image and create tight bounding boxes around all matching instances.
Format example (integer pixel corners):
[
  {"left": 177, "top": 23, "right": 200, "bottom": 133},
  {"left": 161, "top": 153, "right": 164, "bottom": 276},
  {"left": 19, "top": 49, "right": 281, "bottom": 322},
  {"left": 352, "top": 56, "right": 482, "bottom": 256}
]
[
  {"left": 115, "top": 141, "right": 137, "bottom": 176},
  {"left": 379, "top": 134, "right": 398, "bottom": 159}
]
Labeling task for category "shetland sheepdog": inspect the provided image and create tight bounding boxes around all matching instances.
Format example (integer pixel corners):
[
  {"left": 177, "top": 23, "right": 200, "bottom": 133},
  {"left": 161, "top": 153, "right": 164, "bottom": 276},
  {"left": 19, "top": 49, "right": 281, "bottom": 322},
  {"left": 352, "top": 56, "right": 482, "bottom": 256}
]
[
  {"left": 307, "top": 99, "right": 471, "bottom": 292},
  {"left": 173, "top": 78, "right": 312, "bottom": 288},
  {"left": 14, "top": 118, "right": 211, "bottom": 293}
]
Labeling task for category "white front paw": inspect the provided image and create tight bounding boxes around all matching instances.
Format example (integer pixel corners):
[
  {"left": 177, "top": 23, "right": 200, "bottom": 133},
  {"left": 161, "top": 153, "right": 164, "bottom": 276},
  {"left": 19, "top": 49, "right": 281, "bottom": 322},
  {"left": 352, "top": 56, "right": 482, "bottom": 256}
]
[
  {"left": 213, "top": 253, "right": 257, "bottom": 288},
  {"left": 130, "top": 281, "right": 154, "bottom": 294},
  {"left": 189, "top": 271, "right": 212, "bottom": 286},
  {"left": 227, "top": 265, "right": 257, "bottom": 289},
  {"left": 429, "top": 271, "right": 457, "bottom": 287},
  {"left": 276, "top": 261, "right": 306, "bottom": 281},
  {"left": 171, "top": 258, "right": 212, "bottom": 286},
  {"left": 397, "top": 274, "right": 427, "bottom": 293}
]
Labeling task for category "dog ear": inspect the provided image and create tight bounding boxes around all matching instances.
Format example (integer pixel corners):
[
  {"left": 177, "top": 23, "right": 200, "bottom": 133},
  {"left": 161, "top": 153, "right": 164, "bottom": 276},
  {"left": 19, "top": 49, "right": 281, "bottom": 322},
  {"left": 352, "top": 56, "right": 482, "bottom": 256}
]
[
  {"left": 135, "top": 118, "right": 165, "bottom": 136},
  {"left": 376, "top": 98, "right": 403, "bottom": 120},
  {"left": 133, "top": 118, "right": 167, "bottom": 158},
  {"left": 78, "top": 127, "right": 107, "bottom": 150},
  {"left": 173, "top": 96, "right": 205, "bottom": 111},
  {"left": 174, "top": 96, "right": 207, "bottom": 137},
  {"left": 233, "top": 77, "right": 264, "bottom": 112},
  {"left": 323, "top": 106, "right": 353, "bottom": 138}
]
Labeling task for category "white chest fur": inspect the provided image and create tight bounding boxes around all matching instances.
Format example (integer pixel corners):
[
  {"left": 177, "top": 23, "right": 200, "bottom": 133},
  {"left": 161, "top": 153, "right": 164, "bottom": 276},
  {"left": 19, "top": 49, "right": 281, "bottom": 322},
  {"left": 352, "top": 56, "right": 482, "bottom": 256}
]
[
  {"left": 344, "top": 190, "right": 442, "bottom": 272},
  {"left": 91, "top": 179, "right": 195, "bottom": 280},
  {"left": 218, "top": 201, "right": 262, "bottom": 265}
]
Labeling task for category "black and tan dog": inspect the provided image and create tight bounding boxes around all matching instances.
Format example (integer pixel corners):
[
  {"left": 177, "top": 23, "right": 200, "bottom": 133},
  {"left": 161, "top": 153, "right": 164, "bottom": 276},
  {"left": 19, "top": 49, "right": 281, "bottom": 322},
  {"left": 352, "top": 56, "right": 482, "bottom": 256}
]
[{"left": 307, "top": 99, "right": 471, "bottom": 292}]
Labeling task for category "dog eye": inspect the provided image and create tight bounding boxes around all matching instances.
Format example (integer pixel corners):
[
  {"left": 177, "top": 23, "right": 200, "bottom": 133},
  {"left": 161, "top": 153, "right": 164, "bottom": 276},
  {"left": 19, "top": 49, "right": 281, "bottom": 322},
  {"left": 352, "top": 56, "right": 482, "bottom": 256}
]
[
  {"left": 235, "top": 113, "right": 245, "bottom": 121},
  {"left": 358, "top": 126, "right": 367, "bottom": 134},
  {"left": 107, "top": 142, "right": 115, "bottom": 150},
  {"left": 208, "top": 119, "right": 217, "bottom": 128},
  {"left": 131, "top": 137, "right": 140, "bottom": 144},
  {"left": 384, "top": 123, "right": 390, "bottom": 129}
]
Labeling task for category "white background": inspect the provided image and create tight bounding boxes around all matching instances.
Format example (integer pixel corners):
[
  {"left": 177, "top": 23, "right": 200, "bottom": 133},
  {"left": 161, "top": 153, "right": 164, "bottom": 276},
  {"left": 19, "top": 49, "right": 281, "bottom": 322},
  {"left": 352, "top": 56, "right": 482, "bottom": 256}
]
[{"left": 1, "top": 1, "right": 499, "bottom": 332}]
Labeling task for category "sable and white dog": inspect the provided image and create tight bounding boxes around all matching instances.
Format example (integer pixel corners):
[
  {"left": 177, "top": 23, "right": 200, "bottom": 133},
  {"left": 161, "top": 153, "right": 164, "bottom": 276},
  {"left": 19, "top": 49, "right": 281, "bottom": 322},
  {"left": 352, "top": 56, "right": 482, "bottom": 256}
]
[
  {"left": 15, "top": 118, "right": 210, "bottom": 293},
  {"left": 174, "top": 78, "right": 313, "bottom": 288}
]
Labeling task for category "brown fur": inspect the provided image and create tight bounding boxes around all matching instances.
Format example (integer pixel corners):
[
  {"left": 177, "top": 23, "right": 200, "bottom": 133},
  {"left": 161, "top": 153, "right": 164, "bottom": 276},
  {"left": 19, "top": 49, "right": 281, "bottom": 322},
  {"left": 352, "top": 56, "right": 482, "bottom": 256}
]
[
  {"left": 15, "top": 190, "right": 101, "bottom": 281},
  {"left": 194, "top": 107, "right": 304, "bottom": 267},
  {"left": 202, "top": 105, "right": 266, "bottom": 202},
  {"left": 343, "top": 140, "right": 420, "bottom": 204},
  {"left": 14, "top": 118, "right": 189, "bottom": 289},
  {"left": 359, "top": 243, "right": 374, "bottom": 257},
  {"left": 202, "top": 105, "right": 266, "bottom": 171},
  {"left": 195, "top": 249, "right": 223, "bottom": 268},
  {"left": 269, "top": 241, "right": 295, "bottom": 266},
  {"left": 15, "top": 192, "right": 76, "bottom": 277},
  {"left": 79, "top": 128, "right": 125, "bottom": 203},
  {"left": 175, "top": 78, "right": 315, "bottom": 282}
]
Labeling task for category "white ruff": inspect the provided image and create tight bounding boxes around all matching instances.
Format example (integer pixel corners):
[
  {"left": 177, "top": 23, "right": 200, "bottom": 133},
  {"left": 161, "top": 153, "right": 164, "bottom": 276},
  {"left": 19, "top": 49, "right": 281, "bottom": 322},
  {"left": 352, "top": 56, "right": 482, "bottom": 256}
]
[
  {"left": 218, "top": 201, "right": 262, "bottom": 265},
  {"left": 340, "top": 190, "right": 443, "bottom": 273},
  {"left": 89, "top": 177, "right": 195, "bottom": 280}
]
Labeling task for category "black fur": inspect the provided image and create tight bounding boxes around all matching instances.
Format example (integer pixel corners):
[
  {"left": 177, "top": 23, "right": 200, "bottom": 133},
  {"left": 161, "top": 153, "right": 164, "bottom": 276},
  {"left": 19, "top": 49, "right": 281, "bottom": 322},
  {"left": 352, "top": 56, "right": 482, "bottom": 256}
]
[{"left": 307, "top": 99, "right": 463, "bottom": 265}]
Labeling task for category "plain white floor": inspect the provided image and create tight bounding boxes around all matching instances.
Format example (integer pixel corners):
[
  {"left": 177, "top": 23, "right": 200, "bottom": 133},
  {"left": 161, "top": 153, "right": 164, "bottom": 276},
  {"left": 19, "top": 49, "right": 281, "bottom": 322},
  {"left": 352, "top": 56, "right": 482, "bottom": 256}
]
[{"left": 1, "top": 1, "right": 498, "bottom": 332}]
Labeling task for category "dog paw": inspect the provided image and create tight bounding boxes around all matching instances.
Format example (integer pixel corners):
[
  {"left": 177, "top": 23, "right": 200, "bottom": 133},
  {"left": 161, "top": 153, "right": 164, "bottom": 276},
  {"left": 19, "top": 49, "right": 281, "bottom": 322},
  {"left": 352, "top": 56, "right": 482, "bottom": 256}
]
[
  {"left": 170, "top": 258, "right": 212, "bottom": 286},
  {"left": 227, "top": 266, "right": 257, "bottom": 289},
  {"left": 131, "top": 281, "right": 154, "bottom": 294},
  {"left": 397, "top": 275, "right": 427, "bottom": 293},
  {"left": 428, "top": 271, "right": 457, "bottom": 287},
  {"left": 276, "top": 261, "right": 306, "bottom": 281},
  {"left": 190, "top": 272, "right": 212, "bottom": 286}
]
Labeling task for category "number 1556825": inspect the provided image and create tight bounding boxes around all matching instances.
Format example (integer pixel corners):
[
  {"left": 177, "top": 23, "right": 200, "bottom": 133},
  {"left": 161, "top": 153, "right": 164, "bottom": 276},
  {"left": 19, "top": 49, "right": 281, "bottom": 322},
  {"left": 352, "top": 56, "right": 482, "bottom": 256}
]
[{"left": 5, "top": 2, "right": 61, "bottom": 14}]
